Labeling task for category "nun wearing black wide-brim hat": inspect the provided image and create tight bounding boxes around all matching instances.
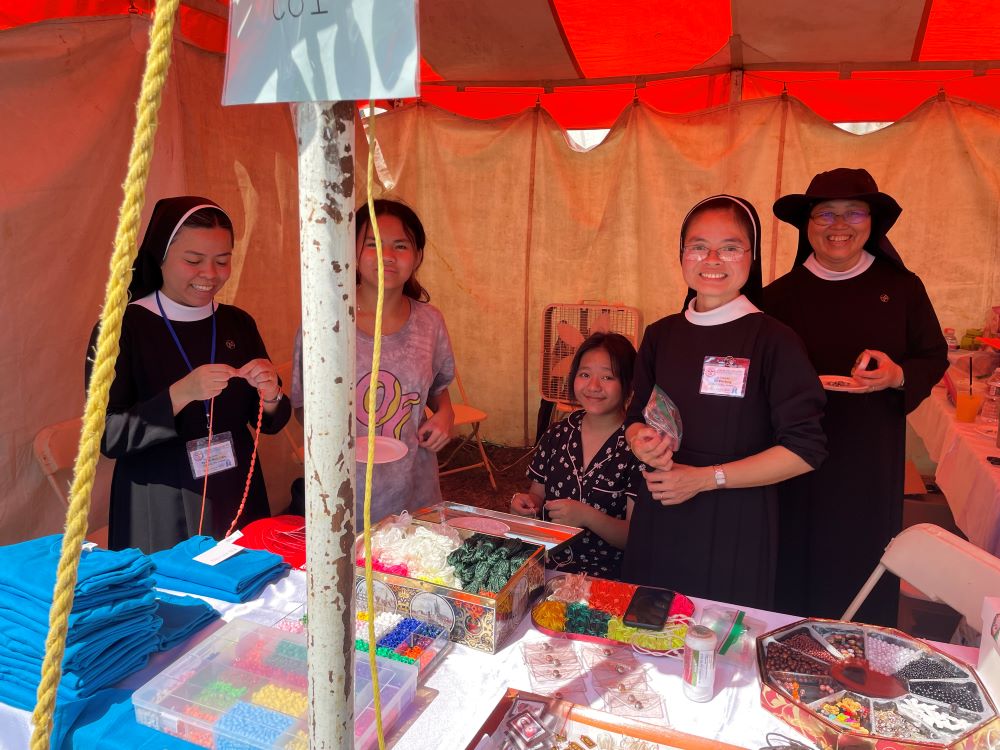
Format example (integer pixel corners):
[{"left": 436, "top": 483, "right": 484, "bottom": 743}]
[{"left": 762, "top": 168, "right": 948, "bottom": 627}]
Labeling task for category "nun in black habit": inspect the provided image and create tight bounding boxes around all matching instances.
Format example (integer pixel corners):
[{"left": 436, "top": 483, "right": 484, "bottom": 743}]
[
  {"left": 86, "top": 196, "right": 290, "bottom": 553},
  {"left": 762, "top": 169, "right": 948, "bottom": 625},
  {"left": 621, "top": 195, "right": 827, "bottom": 610}
]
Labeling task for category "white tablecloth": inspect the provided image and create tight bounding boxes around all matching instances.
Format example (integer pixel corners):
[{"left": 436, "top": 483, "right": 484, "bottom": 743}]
[
  {"left": 908, "top": 386, "right": 1000, "bottom": 556},
  {"left": 0, "top": 569, "right": 981, "bottom": 750}
]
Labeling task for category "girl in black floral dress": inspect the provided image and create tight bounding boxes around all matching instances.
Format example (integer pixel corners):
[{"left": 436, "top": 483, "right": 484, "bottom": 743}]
[{"left": 510, "top": 333, "right": 639, "bottom": 580}]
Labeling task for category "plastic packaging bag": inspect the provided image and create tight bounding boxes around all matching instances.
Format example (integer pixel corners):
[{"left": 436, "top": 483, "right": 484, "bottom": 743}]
[
  {"left": 642, "top": 385, "right": 683, "bottom": 450},
  {"left": 699, "top": 606, "right": 765, "bottom": 667}
]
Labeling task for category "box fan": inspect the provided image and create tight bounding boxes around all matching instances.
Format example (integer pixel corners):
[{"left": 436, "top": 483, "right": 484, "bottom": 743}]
[{"left": 539, "top": 302, "right": 642, "bottom": 409}]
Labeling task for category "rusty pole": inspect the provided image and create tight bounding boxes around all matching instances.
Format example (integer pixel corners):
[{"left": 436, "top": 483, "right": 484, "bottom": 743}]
[{"left": 298, "top": 100, "right": 357, "bottom": 749}]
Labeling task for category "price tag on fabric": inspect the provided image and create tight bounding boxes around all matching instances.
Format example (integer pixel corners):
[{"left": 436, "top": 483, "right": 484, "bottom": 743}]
[
  {"left": 223, "top": 0, "right": 419, "bottom": 105},
  {"left": 193, "top": 540, "right": 245, "bottom": 566},
  {"left": 187, "top": 431, "right": 238, "bottom": 479},
  {"left": 700, "top": 356, "right": 750, "bottom": 398}
]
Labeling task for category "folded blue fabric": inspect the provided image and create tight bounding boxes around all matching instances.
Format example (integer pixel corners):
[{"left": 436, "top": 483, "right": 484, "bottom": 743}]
[
  {"left": 151, "top": 536, "right": 288, "bottom": 603},
  {"left": 0, "top": 536, "right": 153, "bottom": 612},
  {"left": 0, "top": 641, "right": 154, "bottom": 707},
  {"left": 59, "top": 688, "right": 201, "bottom": 750},
  {"left": 155, "top": 592, "right": 220, "bottom": 651},
  {"left": 0, "top": 612, "right": 160, "bottom": 670}
]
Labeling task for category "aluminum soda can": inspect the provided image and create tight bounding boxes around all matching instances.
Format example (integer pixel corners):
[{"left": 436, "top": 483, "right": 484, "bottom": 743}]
[{"left": 682, "top": 624, "right": 718, "bottom": 702}]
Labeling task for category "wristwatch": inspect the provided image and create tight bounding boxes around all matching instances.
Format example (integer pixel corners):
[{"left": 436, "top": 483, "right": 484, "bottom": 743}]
[{"left": 712, "top": 464, "right": 727, "bottom": 488}]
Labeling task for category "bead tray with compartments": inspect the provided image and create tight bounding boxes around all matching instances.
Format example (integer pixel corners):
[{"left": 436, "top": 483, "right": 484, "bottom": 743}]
[
  {"left": 758, "top": 618, "right": 998, "bottom": 749},
  {"left": 132, "top": 619, "right": 417, "bottom": 750}
]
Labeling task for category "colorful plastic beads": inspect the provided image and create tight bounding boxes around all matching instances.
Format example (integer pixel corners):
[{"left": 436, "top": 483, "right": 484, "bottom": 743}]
[
  {"left": 177, "top": 704, "right": 217, "bottom": 747},
  {"left": 532, "top": 600, "right": 567, "bottom": 631},
  {"left": 195, "top": 679, "right": 247, "bottom": 711},
  {"left": 216, "top": 702, "right": 296, "bottom": 749},
  {"left": 284, "top": 730, "right": 309, "bottom": 750},
  {"left": 605, "top": 616, "right": 686, "bottom": 651},
  {"left": 251, "top": 683, "right": 308, "bottom": 718},
  {"left": 865, "top": 633, "right": 920, "bottom": 676},
  {"left": 819, "top": 696, "right": 869, "bottom": 731}
]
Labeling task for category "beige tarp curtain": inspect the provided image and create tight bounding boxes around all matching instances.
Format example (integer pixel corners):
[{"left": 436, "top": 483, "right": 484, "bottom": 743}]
[{"left": 3, "top": 16, "right": 1000, "bottom": 545}]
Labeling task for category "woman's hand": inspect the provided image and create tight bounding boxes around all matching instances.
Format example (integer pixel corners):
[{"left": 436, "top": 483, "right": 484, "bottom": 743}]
[
  {"left": 644, "top": 465, "right": 713, "bottom": 506},
  {"left": 510, "top": 492, "right": 541, "bottom": 516},
  {"left": 543, "top": 499, "right": 594, "bottom": 528},
  {"left": 417, "top": 409, "right": 452, "bottom": 452},
  {"left": 851, "top": 349, "right": 904, "bottom": 392},
  {"left": 627, "top": 425, "right": 675, "bottom": 470},
  {"left": 237, "top": 358, "right": 281, "bottom": 401},
  {"left": 170, "top": 364, "right": 236, "bottom": 414}
]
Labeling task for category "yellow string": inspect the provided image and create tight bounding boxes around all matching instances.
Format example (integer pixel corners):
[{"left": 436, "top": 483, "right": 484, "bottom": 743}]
[
  {"left": 28, "top": 4, "right": 181, "bottom": 749},
  {"left": 362, "top": 100, "right": 386, "bottom": 750}
]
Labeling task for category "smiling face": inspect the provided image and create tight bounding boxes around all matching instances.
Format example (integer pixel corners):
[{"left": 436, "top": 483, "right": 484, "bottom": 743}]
[
  {"left": 356, "top": 213, "right": 421, "bottom": 293},
  {"left": 681, "top": 208, "right": 752, "bottom": 312},
  {"left": 573, "top": 347, "right": 625, "bottom": 418},
  {"left": 806, "top": 199, "right": 872, "bottom": 272},
  {"left": 159, "top": 226, "right": 233, "bottom": 306}
]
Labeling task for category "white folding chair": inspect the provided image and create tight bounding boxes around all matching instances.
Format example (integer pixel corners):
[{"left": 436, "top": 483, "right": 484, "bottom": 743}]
[
  {"left": 33, "top": 417, "right": 113, "bottom": 547},
  {"left": 843, "top": 523, "right": 1000, "bottom": 633}
]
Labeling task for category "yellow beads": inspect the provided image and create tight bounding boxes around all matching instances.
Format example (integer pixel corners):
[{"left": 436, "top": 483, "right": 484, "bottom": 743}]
[{"left": 251, "top": 683, "right": 308, "bottom": 718}]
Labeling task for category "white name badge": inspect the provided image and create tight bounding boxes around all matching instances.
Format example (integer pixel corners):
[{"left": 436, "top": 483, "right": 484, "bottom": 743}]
[
  {"left": 700, "top": 356, "right": 751, "bottom": 398},
  {"left": 187, "top": 431, "right": 238, "bottom": 479}
]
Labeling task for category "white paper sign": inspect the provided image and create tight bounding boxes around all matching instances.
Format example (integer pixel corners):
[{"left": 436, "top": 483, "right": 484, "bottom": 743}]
[{"left": 223, "top": 0, "right": 419, "bottom": 105}]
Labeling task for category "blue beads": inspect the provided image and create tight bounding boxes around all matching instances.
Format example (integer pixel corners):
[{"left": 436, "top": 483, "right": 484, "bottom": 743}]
[
  {"left": 216, "top": 701, "right": 295, "bottom": 749},
  {"left": 376, "top": 617, "right": 420, "bottom": 649}
]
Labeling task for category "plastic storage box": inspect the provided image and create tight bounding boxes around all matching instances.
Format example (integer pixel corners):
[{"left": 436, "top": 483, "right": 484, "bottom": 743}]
[{"left": 132, "top": 619, "right": 417, "bottom": 750}]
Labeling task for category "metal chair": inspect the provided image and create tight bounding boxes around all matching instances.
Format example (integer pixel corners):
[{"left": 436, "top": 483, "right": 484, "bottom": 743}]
[
  {"left": 33, "top": 417, "right": 113, "bottom": 547},
  {"left": 438, "top": 370, "right": 497, "bottom": 489},
  {"left": 843, "top": 523, "right": 1000, "bottom": 633}
]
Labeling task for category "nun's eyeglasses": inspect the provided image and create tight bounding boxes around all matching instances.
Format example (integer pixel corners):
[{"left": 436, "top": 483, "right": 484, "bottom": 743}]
[
  {"left": 681, "top": 244, "right": 748, "bottom": 262},
  {"left": 809, "top": 209, "right": 870, "bottom": 226}
]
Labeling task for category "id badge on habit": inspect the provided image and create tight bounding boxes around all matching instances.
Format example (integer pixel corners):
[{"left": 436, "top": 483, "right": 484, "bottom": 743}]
[
  {"left": 187, "top": 431, "right": 237, "bottom": 479},
  {"left": 700, "top": 356, "right": 750, "bottom": 398}
]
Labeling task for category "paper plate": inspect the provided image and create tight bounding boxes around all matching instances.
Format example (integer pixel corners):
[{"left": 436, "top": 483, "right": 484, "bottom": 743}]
[
  {"left": 446, "top": 516, "right": 511, "bottom": 535},
  {"left": 355, "top": 435, "right": 408, "bottom": 464},
  {"left": 819, "top": 375, "right": 868, "bottom": 393}
]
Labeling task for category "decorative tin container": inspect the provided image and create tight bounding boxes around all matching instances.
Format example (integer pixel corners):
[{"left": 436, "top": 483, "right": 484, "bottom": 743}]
[
  {"left": 758, "top": 618, "right": 999, "bottom": 749},
  {"left": 354, "top": 511, "right": 551, "bottom": 653}
]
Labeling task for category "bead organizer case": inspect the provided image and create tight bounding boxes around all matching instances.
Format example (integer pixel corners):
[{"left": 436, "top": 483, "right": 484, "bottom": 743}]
[
  {"left": 530, "top": 574, "right": 695, "bottom": 653},
  {"left": 353, "top": 516, "right": 546, "bottom": 653},
  {"left": 132, "top": 619, "right": 417, "bottom": 750},
  {"left": 758, "top": 618, "right": 999, "bottom": 749},
  {"left": 271, "top": 604, "right": 452, "bottom": 678}
]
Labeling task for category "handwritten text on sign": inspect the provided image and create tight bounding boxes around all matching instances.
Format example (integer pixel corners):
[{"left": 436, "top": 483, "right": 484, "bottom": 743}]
[{"left": 223, "top": 0, "right": 419, "bottom": 106}]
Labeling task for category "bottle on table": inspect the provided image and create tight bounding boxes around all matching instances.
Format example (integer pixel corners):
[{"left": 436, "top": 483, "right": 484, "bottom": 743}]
[
  {"left": 981, "top": 368, "right": 1000, "bottom": 424},
  {"left": 682, "top": 624, "right": 718, "bottom": 702},
  {"left": 943, "top": 327, "right": 959, "bottom": 351}
]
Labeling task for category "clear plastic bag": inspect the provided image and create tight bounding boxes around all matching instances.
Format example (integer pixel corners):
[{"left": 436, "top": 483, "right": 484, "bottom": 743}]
[
  {"left": 699, "top": 606, "right": 765, "bottom": 667},
  {"left": 642, "top": 385, "right": 683, "bottom": 450}
]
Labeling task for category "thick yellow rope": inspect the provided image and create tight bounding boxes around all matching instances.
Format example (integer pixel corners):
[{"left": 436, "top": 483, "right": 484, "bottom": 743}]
[
  {"left": 362, "top": 100, "right": 387, "bottom": 750},
  {"left": 29, "top": 3, "right": 181, "bottom": 748}
]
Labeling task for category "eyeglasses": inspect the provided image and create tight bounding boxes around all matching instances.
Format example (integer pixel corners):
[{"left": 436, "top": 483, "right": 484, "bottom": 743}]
[
  {"left": 809, "top": 209, "right": 870, "bottom": 226},
  {"left": 681, "top": 244, "right": 749, "bottom": 262}
]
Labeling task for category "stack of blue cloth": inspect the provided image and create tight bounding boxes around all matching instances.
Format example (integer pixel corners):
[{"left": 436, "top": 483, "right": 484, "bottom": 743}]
[
  {"left": 151, "top": 536, "right": 289, "bottom": 603},
  {"left": 0, "top": 535, "right": 161, "bottom": 710}
]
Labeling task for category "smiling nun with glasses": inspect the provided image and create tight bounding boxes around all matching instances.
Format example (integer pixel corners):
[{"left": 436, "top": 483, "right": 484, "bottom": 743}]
[
  {"left": 621, "top": 195, "right": 827, "bottom": 610},
  {"left": 762, "top": 168, "right": 948, "bottom": 625}
]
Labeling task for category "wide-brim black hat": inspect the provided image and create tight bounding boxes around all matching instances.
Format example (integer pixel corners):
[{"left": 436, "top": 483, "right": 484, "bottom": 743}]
[
  {"left": 773, "top": 168, "right": 906, "bottom": 270},
  {"left": 774, "top": 168, "right": 901, "bottom": 234}
]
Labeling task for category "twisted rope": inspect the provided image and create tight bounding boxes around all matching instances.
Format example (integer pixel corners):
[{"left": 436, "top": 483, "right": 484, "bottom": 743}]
[{"left": 29, "top": 4, "right": 181, "bottom": 748}]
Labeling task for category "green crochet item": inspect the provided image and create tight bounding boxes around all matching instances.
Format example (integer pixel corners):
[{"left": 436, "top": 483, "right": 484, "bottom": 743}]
[{"left": 446, "top": 534, "right": 541, "bottom": 594}]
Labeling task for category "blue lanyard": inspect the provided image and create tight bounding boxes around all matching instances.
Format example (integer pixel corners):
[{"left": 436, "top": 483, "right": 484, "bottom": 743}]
[{"left": 156, "top": 291, "right": 216, "bottom": 426}]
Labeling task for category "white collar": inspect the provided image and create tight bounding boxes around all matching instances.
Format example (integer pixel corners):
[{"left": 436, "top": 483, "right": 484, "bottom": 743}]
[
  {"left": 803, "top": 250, "right": 875, "bottom": 280},
  {"left": 684, "top": 294, "right": 761, "bottom": 326},
  {"left": 131, "top": 291, "right": 216, "bottom": 321}
]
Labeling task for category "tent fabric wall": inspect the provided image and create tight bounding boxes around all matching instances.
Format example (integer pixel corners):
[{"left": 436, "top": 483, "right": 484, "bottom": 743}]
[
  {"left": 4, "top": 17, "right": 1000, "bottom": 546},
  {"left": 0, "top": 17, "right": 300, "bottom": 545}
]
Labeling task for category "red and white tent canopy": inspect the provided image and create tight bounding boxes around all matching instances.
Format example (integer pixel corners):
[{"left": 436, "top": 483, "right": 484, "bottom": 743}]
[{"left": 3, "top": 0, "right": 1000, "bottom": 126}]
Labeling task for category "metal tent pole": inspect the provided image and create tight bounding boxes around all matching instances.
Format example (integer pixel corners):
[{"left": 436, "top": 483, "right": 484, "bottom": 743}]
[{"left": 297, "top": 100, "right": 357, "bottom": 749}]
